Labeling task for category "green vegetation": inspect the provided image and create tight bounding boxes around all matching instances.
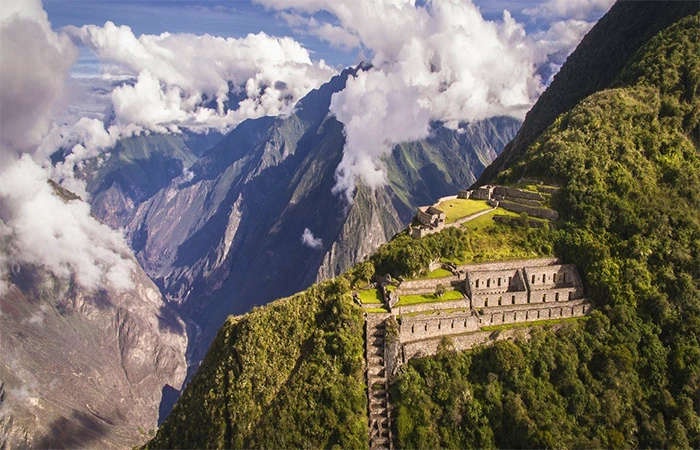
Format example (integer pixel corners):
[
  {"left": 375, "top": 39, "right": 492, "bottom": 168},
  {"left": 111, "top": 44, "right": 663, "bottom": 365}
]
[
  {"left": 416, "top": 268, "right": 453, "bottom": 279},
  {"left": 400, "top": 307, "right": 471, "bottom": 319},
  {"left": 462, "top": 208, "right": 521, "bottom": 231},
  {"left": 480, "top": 315, "right": 587, "bottom": 332},
  {"left": 365, "top": 307, "right": 390, "bottom": 314},
  {"left": 372, "top": 219, "right": 553, "bottom": 280},
  {"left": 144, "top": 277, "right": 367, "bottom": 449},
  {"left": 393, "top": 14, "right": 700, "bottom": 449},
  {"left": 357, "top": 288, "right": 383, "bottom": 304},
  {"left": 395, "top": 290, "right": 464, "bottom": 307},
  {"left": 437, "top": 198, "right": 491, "bottom": 223}
]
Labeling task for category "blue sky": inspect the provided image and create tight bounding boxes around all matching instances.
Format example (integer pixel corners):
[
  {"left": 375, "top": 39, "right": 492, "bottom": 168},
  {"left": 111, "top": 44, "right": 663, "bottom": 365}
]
[{"left": 45, "top": 0, "right": 572, "bottom": 72}]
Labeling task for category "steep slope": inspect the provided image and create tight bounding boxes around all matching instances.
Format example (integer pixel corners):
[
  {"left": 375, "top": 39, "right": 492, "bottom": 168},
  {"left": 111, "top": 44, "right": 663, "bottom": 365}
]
[
  {"left": 392, "top": 11, "right": 700, "bottom": 449},
  {"left": 124, "top": 67, "right": 519, "bottom": 361},
  {"left": 0, "top": 192, "right": 188, "bottom": 449},
  {"left": 476, "top": 0, "right": 698, "bottom": 185},
  {"left": 144, "top": 277, "right": 366, "bottom": 449},
  {"left": 78, "top": 131, "right": 224, "bottom": 229}
]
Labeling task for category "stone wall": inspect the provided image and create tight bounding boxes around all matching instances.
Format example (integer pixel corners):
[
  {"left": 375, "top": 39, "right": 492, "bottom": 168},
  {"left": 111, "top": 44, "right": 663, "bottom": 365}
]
[
  {"left": 456, "top": 257, "right": 560, "bottom": 274},
  {"left": 499, "top": 200, "right": 559, "bottom": 220},
  {"left": 396, "top": 275, "right": 461, "bottom": 295},
  {"left": 399, "top": 299, "right": 592, "bottom": 361},
  {"left": 477, "top": 299, "right": 590, "bottom": 327},
  {"left": 493, "top": 186, "right": 544, "bottom": 201},
  {"left": 398, "top": 311, "right": 479, "bottom": 342},
  {"left": 393, "top": 298, "right": 469, "bottom": 315},
  {"left": 523, "top": 264, "right": 582, "bottom": 290},
  {"left": 402, "top": 328, "right": 529, "bottom": 362},
  {"left": 471, "top": 290, "right": 529, "bottom": 308},
  {"left": 466, "top": 268, "right": 525, "bottom": 294}
]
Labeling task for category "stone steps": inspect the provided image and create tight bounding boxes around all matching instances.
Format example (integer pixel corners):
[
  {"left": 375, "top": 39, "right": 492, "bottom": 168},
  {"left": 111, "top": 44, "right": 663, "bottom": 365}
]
[{"left": 366, "top": 316, "right": 392, "bottom": 450}]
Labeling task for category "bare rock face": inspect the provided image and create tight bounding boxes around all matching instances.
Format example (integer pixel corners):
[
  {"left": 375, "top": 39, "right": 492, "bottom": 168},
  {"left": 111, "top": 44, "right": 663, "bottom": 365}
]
[{"left": 0, "top": 259, "right": 187, "bottom": 449}]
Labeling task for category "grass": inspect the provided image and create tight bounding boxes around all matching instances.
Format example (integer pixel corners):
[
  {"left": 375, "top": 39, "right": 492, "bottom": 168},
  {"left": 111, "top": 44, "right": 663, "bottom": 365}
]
[
  {"left": 437, "top": 199, "right": 491, "bottom": 224},
  {"left": 413, "top": 268, "right": 453, "bottom": 280},
  {"left": 395, "top": 290, "right": 465, "bottom": 307},
  {"left": 357, "top": 288, "right": 383, "bottom": 304},
  {"left": 480, "top": 316, "right": 588, "bottom": 332},
  {"left": 438, "top": 208, "right": 554, "bottom": 265},
  {"left": 461, "top": 208, "right": 520, "bottom": 231},
  {"left": 366, "top": 307, "right": 390, "bottom": 313}
]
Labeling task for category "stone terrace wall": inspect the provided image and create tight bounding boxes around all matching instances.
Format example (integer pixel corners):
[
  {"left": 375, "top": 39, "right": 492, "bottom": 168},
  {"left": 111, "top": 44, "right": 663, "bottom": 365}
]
[
  {"left": 524, "top": 264, "right": 582, "bottom": 291},
  {"left": 396, "top": 276, "right": 461, "bottom": 295},
  {"left": 493, "top": 186, "right": 544, "bottom": 201},
  {"left": 402, "top": 328, "right": 528, "bottom": 362},
  {"left": 466, "top": 268, "right": 525, "bottom": 295},
  {"left": 499, "top": 201, "right": 560, "bottom": 220},
  {"left": 400, "top": 300, "right": 592, "bottom": 361},
  {"left": 472, "top": 290, "right": 529, "bottom": 308},
  {"left": 478, "top": 299, "right": 591, "bottom": 327},
  {"left": 456, "top": 257, "right": 560, "bottom": 274},
  {"left": 399, "top": 311, "right": 479, "bottom": 342},
  {"left": 393, "top": 298, "right": 469, "bottom": 315}
]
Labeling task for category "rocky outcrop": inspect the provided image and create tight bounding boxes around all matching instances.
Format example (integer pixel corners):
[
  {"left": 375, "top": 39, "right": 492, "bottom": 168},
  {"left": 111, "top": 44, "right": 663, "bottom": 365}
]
[{"left": 0, "top": 258, "right": 187, "bottom": 449}]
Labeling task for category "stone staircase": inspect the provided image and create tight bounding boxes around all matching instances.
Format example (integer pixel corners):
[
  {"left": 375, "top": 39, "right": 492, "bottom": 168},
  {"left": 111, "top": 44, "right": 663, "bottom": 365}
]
[{"left": 365, "top": 314, "right": 392, "bottom": 450}]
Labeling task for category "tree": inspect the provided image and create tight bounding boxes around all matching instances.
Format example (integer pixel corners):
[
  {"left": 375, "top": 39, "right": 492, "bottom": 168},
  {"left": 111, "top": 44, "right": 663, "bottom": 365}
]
[{"left": 435, "top": 283, "right": 446, "bottom": 297}]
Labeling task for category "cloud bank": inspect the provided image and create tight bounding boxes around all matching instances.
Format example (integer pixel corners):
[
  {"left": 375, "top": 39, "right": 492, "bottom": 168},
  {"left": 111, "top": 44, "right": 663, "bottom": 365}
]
[
  {"left": 0, "top": 0, "right": 134, "bottom": 295},
  {"left": 255, "top": 0, "right": 604, "bottom": 201},
  {"left": 63, "top": 22, "right": 337, "bottom": 133}
]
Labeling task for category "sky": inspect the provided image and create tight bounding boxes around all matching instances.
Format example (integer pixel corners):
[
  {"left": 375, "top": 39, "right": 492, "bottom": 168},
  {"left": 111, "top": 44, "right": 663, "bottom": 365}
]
[
  {"left": 0, "top": 0, "right": 614, "bottom": 294},
  {"left": 43, "top": 0, "right": 607, "bottom": 75}
]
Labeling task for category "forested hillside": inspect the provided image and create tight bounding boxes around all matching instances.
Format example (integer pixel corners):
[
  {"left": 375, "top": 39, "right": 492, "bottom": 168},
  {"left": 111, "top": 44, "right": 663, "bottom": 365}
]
[
  {"left": 144, "top": 277, "right": 368, "bottom": 449},
  {"left": 393, "top": 13, "right": 700, "bottom": 449}
]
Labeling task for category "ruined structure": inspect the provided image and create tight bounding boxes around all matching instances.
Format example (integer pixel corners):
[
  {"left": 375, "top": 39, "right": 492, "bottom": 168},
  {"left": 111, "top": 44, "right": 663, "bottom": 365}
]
[
  {"left": 412, "top": 184, "right": 560, "bottom": 239},
  {"left": 363, "top": 258, "right": 590, "bottom": 368},
  {"left": 409, "top": 206, "right": 446, "bottom": 238}
]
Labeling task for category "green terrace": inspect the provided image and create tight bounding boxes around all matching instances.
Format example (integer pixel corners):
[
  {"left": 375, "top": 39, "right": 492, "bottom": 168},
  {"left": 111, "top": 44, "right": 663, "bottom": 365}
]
[
  {"left": 357, "top": 288, "right": 383, "bottom": 304},
  {"left": 410, "top": 267, "right": 453, "bottom": 280},
  {"left": 436, "top": 198, "right": 491, "bottom": 223},
  {"left": 480, "top": 315, "right": 588, "bottom": 332},
  {"left": 395, "top": 290, "right": 465, "bottom": 307}
]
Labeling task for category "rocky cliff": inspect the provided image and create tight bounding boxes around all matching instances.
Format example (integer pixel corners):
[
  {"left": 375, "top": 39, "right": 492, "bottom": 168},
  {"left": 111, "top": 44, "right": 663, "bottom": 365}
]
[{"left": 0, "top": 245, "right": 187, "bottom": 448}]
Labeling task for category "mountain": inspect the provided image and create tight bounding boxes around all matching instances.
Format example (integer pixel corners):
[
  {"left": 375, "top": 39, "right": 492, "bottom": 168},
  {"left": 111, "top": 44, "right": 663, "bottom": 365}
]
[
  {"left": 78, "top": 130, "right": 224, "bottom": 229},
  {"left": 0, "top": 190, "right": 188, "bottom": 449},
  {"left": 146, "top": 5, "right": 700, "bottom": 449},
  {"left": 476, "top": 0, "right": 698, "bottom": 185},
  {"left": 116, "top": 66, "right": 519, "bottom": 361}
]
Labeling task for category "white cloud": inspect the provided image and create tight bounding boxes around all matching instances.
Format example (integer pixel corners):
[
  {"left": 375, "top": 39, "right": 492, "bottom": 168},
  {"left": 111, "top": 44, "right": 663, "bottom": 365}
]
[
  {"left": 279, "top": 12, "right": 361, "bottom": 51},
  {"left": 0, "top": 0, "right": 134, "bottom": 294},
  {"left": 301, "top": 228, "right": 323, "bottom": 249},
  {"left": 0, "top": 0, "right": 77, "bottom": 154},
  {"left": 63, "top": 22, "right": 337, "bottom": 133},
  {"left": 258, "top": 0, "right": 544, "bottom": 201},
  {"left": 524, "top": 0, "right": 615, "bottom": 21}
]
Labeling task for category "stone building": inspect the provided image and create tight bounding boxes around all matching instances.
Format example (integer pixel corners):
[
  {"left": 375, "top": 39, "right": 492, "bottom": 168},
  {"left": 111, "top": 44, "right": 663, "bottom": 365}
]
[
  {"left": 378, "top": 258, "right": 590, "bottom": 368},
  {"left": 523, "top": 264, "right": 584, "bottom": 303},
  {"left": 416, "top": 206, "right": 445, "bottom": 228},
  {"left": 465, "top": 267, "right": 528, "bottom": 308}
]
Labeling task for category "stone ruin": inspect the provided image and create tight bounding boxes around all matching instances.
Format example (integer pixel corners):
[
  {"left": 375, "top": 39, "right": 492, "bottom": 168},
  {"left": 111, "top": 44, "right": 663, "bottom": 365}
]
[
  {"left": 371, "top": 258, "right": 592, "bottom": 368},
  {"left": 409, "top": 206, "right": 446, "bottom": 238}
]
